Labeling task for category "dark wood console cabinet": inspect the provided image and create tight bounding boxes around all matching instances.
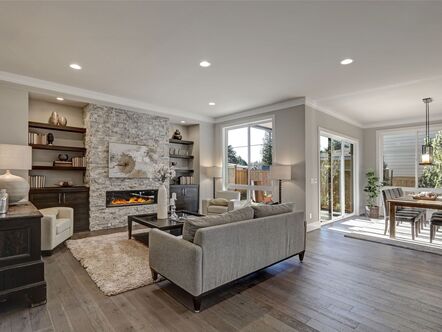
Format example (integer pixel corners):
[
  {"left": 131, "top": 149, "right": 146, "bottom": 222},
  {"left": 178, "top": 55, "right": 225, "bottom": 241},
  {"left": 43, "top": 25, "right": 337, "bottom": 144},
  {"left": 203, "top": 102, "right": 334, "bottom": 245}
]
[
  {"left": 0, "top": 203, "right": 46, "bottom": 307},
  {"left": 170, "top": 184, "right": 199, "bottom": 213},
  {"left": 29, "top": 186, "right": 89, "bottom": 232}
]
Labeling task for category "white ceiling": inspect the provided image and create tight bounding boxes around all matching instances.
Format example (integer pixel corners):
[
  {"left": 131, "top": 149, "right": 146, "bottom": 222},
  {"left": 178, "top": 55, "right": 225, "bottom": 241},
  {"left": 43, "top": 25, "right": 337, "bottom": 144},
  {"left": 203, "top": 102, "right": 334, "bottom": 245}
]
[{"left": 1, "top": 1, "right": 442, "bottom": 127}]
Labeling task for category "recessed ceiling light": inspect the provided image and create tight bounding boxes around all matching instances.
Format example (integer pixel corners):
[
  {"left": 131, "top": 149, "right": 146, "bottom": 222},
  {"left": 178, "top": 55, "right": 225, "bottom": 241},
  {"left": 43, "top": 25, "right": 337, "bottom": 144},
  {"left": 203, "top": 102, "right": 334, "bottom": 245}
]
[
  {"left": 340, "top": 58, "right": 354, "bottom": 65},
  {"left": 56, "top": 97, "right": 64, "bottom": 101},
  {"left": 69, "top": 63, "right": 82, "bottom": 70},
  {"left": 199, "top": 60, "right": 211, "bottom": 68},
  {"left": 208, "top": 102, "right": 216, "bottom": 106},
  {"left": 180, "top": 120, "right": 186, "bottom": 124}
]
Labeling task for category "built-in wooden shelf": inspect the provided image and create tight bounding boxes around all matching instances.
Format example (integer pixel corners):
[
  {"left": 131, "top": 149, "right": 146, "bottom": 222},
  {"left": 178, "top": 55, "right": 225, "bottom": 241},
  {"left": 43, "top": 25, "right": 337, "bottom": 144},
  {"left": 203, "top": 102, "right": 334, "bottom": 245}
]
[
  {"left": 28, "top": 121, "right": 86, "bottom": 133},
  {"left": 31, "top": 166, "right": 86, "bottom": 171},
  {"left": 169, "top": 139, "right": 193, "bottom": 145},
  {"left": 174, "top": 169, "right": 194, "bottom": 173},
  {"left": 30, "top": 144, "right": 86, "bottom": 152},
  {"left": 169, "top": 154, "right": 194, "bottom": 159},
  {"left": 30, "top": 186, "right": 89, "bottom": 193}
]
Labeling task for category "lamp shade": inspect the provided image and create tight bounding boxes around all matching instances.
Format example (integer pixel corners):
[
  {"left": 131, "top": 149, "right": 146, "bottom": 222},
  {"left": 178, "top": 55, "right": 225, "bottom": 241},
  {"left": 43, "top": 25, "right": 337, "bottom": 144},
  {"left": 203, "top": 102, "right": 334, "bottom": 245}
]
[
  {"left": 270, "top": 165, "right": 291, "bottom": 180},
  {"left": 0, "top": 144, "right": 32, "bottom": 170},
  {"left": 207, "top": 166, "right": 222, "bottom": 178}
]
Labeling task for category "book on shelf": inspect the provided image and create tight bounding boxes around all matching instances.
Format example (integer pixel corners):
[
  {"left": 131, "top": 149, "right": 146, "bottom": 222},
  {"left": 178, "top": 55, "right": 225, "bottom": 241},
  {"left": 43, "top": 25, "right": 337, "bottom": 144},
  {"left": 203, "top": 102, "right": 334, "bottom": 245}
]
[
  {"left": 72, "top": 156, "right": 86, "bottom": 167},
  {"left": 28, "top": 132, "right": 48, "bottom": 145},
  {"left": 53, "top": 161, "right": 73, "bottom": 167},
  {"left": 29, "top": 175, "right": 46, "bottom": 189}
]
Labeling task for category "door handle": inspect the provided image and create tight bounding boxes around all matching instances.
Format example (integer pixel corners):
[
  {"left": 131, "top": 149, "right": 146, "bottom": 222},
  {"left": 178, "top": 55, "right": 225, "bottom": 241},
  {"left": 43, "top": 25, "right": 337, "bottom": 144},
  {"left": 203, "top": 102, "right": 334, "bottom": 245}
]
[
  {"left": 63, "top": 193, "right": 66, "bottom": 204},
  {"left": 58, "top": 193, "right": 62, "bottom": 204}
]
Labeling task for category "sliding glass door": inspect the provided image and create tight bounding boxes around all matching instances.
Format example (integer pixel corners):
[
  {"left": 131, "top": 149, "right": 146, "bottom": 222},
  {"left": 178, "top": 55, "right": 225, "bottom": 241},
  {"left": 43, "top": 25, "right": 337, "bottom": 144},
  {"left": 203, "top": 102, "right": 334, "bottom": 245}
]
[{"left": 320, "top": 133, "right": 355, "bottom": 222}]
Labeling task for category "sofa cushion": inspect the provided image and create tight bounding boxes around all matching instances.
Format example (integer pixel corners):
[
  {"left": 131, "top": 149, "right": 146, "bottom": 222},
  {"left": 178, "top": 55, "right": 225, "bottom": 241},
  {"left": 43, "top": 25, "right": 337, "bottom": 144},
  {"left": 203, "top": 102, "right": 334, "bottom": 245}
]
[
  {"left": 252, "top": 203, "right": 294, "bottom": 219},
  {"left": 56, "top": 218, "right": 72, "bottom": 235},
  {"left": 207, "top": 205, "right": 229, "bottom": 214},
  {"left": 183, "top": 207, "right": 254, "bottom": 242},
  {"left": 209, "top": 198, "right": 229, "bottom": 206}
]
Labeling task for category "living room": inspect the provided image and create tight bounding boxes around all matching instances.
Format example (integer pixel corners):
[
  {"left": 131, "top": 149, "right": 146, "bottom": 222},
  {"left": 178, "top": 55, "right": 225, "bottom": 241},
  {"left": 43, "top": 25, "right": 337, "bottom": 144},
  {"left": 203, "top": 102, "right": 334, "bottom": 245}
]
[{"left": 1, "top": 1, "right": 442, "bottom": 331}]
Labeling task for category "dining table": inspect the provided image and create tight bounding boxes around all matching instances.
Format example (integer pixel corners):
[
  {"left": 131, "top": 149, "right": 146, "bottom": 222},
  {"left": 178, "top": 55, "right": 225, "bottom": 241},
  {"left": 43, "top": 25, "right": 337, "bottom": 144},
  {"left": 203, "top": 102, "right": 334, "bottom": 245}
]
[{"left": 388, "top": 195, "right": 442, "bottom": 238}]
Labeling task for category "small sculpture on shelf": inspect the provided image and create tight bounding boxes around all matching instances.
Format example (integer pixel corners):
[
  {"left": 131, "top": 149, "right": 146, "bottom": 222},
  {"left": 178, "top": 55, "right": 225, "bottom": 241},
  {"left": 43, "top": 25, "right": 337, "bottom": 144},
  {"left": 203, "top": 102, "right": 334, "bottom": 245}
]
[
  {"left": 58, "top": 154, "right": 69, "bottom": 161},
  {"left": 172, "top": 129, "right": 182, "bottom": 140},
  {"left": 47, "top": 133, "right": 54, "bottom": 145}
]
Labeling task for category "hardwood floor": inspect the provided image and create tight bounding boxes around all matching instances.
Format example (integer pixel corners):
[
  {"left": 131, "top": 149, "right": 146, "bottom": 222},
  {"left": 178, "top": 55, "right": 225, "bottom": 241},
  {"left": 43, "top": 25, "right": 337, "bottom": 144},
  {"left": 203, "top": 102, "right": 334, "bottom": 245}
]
[{"left": 2, "top": 225, "right": 442, "bottom": 331}]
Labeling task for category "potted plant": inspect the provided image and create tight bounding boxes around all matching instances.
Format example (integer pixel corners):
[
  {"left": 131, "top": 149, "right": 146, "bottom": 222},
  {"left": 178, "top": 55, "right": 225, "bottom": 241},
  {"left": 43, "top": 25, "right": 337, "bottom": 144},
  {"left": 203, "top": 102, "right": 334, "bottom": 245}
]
[{"left": 364, "top": 169, "right": 383, "bottom": 218}]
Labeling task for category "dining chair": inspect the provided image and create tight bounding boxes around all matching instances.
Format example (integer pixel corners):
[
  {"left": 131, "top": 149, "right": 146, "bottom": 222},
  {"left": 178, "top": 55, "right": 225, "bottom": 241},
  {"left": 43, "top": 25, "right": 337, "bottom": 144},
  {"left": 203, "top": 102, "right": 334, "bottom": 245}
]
[{"left": 382, "top": 188, "right": 424, "bottom": 240}]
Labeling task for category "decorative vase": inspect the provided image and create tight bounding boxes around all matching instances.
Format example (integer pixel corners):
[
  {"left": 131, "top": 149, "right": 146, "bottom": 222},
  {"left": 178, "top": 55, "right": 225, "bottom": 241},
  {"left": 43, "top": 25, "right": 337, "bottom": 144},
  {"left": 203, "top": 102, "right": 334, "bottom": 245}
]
[
  {"left": 58, "top": 116, "right": 67, "bottom": 127},
  {"left": 49, "top": 112, "right": 59, "bottom": 125},
  {"left": 58, "top": 154, "right": 69, "bottom": 161},
  {"left": 157, "top": 183, "right": 168, "bottom": 219}
]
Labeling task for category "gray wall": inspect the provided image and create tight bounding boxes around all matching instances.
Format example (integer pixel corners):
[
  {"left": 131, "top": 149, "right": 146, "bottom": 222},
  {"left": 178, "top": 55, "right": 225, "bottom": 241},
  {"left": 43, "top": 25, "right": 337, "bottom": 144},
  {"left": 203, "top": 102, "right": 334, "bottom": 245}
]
[
  {"left": 214, "top": 105, "right": 306, "bottom": 212},
  {"left": 305, "top": 105, "right": 364, "bottom": 226},
  {"left": 0, "top": 85, "right": 29, "bottom": 180}
]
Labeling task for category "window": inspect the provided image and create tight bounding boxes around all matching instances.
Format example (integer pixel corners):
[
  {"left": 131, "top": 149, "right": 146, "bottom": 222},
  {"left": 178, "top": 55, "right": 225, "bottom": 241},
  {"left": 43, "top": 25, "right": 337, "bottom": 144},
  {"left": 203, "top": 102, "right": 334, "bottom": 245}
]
[
  {"left": 224, "top": 120, "right": 273, "bottom": 202},
  {"left": 380, "top": 125, "right": 442, "bottom": 189}
]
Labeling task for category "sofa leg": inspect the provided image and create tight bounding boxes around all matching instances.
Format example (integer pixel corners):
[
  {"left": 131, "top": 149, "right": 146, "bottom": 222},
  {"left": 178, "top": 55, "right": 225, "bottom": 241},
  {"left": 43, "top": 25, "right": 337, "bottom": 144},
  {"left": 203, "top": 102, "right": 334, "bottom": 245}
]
[
  {"left": 193, "top": 296, "right": 202, "bottom": 313},
  {"left": 299, "top": 250, "right": 305, "bottom": 262},
  {"left": 150, "top": 268, "right": 158, "bottom": 281}
]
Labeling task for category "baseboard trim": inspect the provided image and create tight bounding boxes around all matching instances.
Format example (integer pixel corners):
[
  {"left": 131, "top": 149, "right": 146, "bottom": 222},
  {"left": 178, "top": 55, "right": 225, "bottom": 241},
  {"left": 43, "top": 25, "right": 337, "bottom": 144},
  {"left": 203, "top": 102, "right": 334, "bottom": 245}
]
[{"left": 307, "top": 221, "right": 321, "bottom": 232}]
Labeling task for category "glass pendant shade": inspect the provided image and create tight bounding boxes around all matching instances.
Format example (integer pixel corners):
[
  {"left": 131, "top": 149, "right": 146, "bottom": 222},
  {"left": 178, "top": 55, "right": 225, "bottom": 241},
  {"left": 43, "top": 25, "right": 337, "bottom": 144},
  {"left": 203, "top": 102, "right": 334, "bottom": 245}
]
[
  {"left": 420, "top": 145, "right": 433, "bottom": 165},
  {"left": 420, "top": 98, "right": 433, "bottom": 165}
]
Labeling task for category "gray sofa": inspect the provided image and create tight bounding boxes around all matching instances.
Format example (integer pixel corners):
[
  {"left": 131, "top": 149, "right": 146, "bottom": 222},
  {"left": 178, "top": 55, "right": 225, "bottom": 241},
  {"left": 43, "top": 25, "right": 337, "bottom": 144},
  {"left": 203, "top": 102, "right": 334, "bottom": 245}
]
[{"left": 149, "top": 207, "right": 306, "bottom": 312}]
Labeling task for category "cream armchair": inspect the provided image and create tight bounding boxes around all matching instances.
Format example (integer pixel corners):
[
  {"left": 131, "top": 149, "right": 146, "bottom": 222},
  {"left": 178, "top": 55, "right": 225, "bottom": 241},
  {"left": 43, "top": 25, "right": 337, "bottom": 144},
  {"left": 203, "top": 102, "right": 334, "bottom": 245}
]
[
  {"left": 40, "top": 207, "right": 74, "bottom": 255},
  {"left": 202, "top": 191, "right": 241, "bottom": 215}
]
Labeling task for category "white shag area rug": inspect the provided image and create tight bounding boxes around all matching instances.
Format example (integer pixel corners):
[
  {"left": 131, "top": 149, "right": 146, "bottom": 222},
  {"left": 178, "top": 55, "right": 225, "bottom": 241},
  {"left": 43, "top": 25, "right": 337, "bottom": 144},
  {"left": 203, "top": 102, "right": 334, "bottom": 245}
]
[{"left": 66, "top": 231, "right": 154, "bottom": 296}]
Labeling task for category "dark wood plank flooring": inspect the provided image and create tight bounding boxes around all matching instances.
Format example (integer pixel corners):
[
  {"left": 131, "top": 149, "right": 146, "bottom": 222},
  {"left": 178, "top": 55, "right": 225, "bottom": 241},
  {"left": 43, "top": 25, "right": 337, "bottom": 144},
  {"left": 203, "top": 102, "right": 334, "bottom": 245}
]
[{"left": 1, "top": 225, "right": 442, "bottom": 331}]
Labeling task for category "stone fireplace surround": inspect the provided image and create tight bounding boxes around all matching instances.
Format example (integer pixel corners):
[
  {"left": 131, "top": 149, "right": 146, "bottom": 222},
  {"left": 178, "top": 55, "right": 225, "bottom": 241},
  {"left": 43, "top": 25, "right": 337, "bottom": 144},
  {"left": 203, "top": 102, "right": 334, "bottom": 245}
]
[{"left": 84, "top": 104, "right": 169, "bottom": 230}]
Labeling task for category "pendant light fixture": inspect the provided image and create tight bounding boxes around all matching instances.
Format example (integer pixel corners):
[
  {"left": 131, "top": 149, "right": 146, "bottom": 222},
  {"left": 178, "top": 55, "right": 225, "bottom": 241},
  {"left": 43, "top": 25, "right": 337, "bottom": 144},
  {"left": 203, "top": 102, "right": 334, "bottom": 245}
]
[{"left": 420, "top": 97, "right": 433, "bottom": 166}]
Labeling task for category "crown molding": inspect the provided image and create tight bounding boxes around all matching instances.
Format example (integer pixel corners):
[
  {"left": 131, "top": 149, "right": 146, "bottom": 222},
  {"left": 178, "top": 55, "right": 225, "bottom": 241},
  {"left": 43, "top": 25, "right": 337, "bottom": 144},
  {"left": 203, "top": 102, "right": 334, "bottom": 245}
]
[
  {"left": 214, "top": 97, "right": 306, "bottom": 123},
  {"left": 0, "top": 70, "right": 213, "bottom": 123},
  {"left": 305, "top": 98, "right": 363, "bottom": 128},
  {"left": 363, "top": 114, "right": 442, "bottom": 129}
]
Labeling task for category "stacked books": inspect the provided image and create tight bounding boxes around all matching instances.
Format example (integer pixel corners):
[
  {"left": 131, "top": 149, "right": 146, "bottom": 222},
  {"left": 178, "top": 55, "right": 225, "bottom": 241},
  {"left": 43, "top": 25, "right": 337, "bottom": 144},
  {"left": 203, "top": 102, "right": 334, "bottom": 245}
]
[
  {"left": 29, "top": 175, "right": 46, "bottom": 188},
  {"left": 53, "top": 160, "right": 73, "bottom": 167},
  {"left": 179, "top": 176, "right": 194, "bottom": 185},
  {"left": 72, "top": 156, "right": 86, "bottom": 167},
  {"left": 28, "top": 132, "right": 48, "bottom": 145}
]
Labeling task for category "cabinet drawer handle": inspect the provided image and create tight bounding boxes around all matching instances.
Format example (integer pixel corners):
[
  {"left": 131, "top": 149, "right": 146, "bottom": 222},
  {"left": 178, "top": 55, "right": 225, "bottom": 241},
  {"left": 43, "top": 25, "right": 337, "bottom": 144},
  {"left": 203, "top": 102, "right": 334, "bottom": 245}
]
[
  {"left": 63, "top": 193, "right": 66, "bottom": 204},
  {"left": 58, "top": 193, "right": 62, "bottom": 204}
]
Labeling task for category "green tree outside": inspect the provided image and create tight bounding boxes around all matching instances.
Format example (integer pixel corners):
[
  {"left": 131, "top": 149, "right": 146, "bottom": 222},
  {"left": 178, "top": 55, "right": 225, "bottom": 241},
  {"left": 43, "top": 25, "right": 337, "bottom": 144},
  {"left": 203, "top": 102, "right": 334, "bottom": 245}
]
[
  {"left": 419, "top": 131, "right": 442, "bottom": 188},
  {"left": 261, "top": 132, "right": 272, "bottom": 166}
]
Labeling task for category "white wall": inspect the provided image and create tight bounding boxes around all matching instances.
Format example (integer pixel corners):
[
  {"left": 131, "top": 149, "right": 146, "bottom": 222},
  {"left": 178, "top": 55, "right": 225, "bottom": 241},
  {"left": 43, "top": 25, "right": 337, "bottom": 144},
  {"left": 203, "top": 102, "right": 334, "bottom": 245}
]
[
  {"left": 214, "top": 105, "right": 306, "bottom": 212},
  {"left": 305, "top": 105, "right": 364, "bottom": 228}
]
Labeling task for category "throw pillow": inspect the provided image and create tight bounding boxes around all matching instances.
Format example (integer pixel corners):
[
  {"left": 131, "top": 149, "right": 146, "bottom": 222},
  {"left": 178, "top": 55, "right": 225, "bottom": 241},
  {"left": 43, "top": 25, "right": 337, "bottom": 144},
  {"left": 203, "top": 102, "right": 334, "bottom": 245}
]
[
  {"left": 209, "top": 198, "right": 229, "bottom": 206},
  {"left": 182, "top": 207, "right": 254, "bottom": 242},
  {"left": 252, "top": 203, "right": 294, "bottom": 219}
]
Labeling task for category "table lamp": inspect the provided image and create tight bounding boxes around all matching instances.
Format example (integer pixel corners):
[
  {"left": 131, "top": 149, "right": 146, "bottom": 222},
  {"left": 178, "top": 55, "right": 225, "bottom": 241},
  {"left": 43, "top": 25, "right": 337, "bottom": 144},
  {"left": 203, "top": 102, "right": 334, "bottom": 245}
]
[
  {"left": 270, "top": 165, "right": 292, "bottom": 204},
  {"left": 0, "top": 144, "right": 32, "bottom": 204},
  {"left": 207, "top": 166, "right": 222, "bottom": 198}
]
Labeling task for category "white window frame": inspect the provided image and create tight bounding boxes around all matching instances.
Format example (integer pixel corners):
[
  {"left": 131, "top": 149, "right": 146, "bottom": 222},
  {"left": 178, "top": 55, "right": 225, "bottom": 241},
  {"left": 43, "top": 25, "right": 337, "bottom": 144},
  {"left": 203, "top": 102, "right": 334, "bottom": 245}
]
[
  {"left": 222, "top": 117, "right": 274, "bottom": 201},
  {"left": 318, "top": 128, "right": 360, "bottom": 223},
  {"left": 376, "top": 123, "right": 442, "bottom": 192}
]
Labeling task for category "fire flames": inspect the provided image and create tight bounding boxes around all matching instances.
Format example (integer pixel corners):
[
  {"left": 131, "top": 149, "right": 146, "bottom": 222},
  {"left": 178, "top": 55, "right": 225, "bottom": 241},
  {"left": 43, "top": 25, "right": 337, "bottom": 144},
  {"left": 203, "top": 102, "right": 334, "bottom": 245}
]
[{"left": 111, "top": 197, "right": 154, "bottom": 205}]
